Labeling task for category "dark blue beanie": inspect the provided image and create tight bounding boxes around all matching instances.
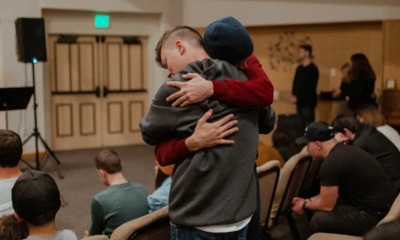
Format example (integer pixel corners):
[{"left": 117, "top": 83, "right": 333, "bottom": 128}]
[{"left": 204, "top": 16, "right": 253, "bottom": 64}]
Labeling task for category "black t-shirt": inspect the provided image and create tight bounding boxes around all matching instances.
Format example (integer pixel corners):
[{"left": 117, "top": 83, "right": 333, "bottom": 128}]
[
  {"left": 354, "top": 124, "right": 400, "bottom": 189},
  {"left": 320, "top": 143, "right": 397, "bottom": 212},
  {"left": 292, "top": 62, "right": 319, "bottom": 108}
]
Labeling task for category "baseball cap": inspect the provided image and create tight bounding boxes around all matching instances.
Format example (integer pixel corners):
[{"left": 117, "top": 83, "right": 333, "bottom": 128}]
[
  {"left": 12, "top": 170, "right": 61, "bottom": 226},
  {"left": 295, "top": 122, "right": 334, "bottom": 144}
]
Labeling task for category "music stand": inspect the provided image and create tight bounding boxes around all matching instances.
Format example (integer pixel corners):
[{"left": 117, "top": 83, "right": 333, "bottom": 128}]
[{"left": 0, "top": 87, "right": 33, "bottom": 129}]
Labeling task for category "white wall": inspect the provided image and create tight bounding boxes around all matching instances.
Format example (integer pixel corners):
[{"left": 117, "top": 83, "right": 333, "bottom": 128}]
[{"left": 0, "top": 0, "right": 399, "bottom": 153}]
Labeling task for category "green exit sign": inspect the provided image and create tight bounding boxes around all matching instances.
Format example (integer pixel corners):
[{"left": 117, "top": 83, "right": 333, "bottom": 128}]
[{"left": 94, "top": 14, "right": 110, "bottom": 29}]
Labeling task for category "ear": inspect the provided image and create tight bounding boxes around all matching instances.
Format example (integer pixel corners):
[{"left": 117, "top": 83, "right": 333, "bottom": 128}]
[
  {"left": 175, "top": 40, "right": 185, "bottom": 55},
  {"left": 97, "top": 169, "right": 107, "bottom": 178},
  {"left": 13, "top": 212, "right": 24, "bottom": 223}
]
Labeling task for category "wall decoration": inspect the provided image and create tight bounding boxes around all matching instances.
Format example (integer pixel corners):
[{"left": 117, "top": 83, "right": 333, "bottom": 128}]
[{"left": 268, "top": 31, "right": 312, "bottom": 72}]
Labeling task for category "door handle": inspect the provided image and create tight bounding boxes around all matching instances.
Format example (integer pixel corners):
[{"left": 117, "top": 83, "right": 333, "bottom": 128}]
[
  {"left": 103, "top": 86, "right": 109, "bottom": 97},
  {"left": 95, "top": 86, "right": 100, "bottom": 98}
]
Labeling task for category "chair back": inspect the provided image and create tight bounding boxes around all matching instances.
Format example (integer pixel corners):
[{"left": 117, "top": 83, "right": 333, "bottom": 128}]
[
  {"left": 256, "top": 160, "right": 281, "bottom": 229},
  {"left": 110, "top": 207, "right": 170, "bottom": 240},
  {"left": 86, "top": 235, "right": 110, "bottom": 240},
  {"left": 269, "top": 149, "right": 311, "bottom": 227},
  {"left": 378, "top": 193, "right": 400, "bottom": 225},
  {"left": 300, "top": 157, "right": 321, "bottom": 197}
]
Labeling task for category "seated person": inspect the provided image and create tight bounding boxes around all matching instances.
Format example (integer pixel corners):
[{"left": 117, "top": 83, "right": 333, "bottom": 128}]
[
  {"left": 0, "top": 214, "right": 28, "bottom": 240},
  {"left": 0, "top": 129, "right": 23, "bottom": 216},
  {"left": 332, "top": 115, "right": 400, "bottom": 190},
  {"left": 148, "top": 162, "right": 172, "bottom": 213},
  {"left": 255, "top": 141, "right": 285, "bottom": 167},
  {"left": 12, "top": 170, "right": 78, "bottom": 240},
  {"left": 292, "top": 122, "right": 397, "bottom": 236},
  {"left": 88, "top": 149, "right": 148, "bottom": 237},
  {"left": 356, "top": 104, "right": 400, "bottom": 152}
]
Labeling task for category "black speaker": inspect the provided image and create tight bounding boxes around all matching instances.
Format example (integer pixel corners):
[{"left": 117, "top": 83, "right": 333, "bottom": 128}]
[{"left": 15, "top": 18, "right": 47, "bottom": 63}]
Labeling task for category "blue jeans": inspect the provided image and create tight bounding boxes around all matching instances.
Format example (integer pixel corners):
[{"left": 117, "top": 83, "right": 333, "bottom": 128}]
[
  {"left": 297, "top": 107, "right": 315, "bottom": 136},
  {"left": 170, "top": 222, "right": 248, "bottom": 240}
]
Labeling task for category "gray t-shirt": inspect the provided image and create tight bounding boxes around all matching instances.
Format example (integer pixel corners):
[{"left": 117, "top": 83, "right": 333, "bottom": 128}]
[
  {"left": 24, "top": 230, "right": 78, "bottom": 240},
  {"left": 0, "top": 177, "right": 17, "bottom": 216}
]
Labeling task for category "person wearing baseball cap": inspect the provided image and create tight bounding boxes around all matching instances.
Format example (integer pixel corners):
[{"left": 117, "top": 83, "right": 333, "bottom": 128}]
[
  {"left": 292, "top": 122, "right": 397, "bottom": 236},
  {"left": 12, "top": 170, "right": 77, "bottom": 240}
]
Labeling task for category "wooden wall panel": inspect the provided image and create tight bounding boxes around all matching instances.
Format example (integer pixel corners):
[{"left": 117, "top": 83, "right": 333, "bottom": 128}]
[
  {"left": 79, "top": 42, "right": 95, "bottom": 91},
  {"left": 383, "top": 20, "right": 400, "bottom": 90}
]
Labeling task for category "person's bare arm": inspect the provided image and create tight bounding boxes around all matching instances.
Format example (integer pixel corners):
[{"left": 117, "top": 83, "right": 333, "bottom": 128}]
[{"left": 292, "top": 186, "right": 339, "bottom": 215}]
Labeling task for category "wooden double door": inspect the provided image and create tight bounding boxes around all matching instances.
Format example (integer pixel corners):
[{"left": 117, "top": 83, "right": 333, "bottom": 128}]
[{"left": 49, "top": 35, "right": 148, "bottom": 150}]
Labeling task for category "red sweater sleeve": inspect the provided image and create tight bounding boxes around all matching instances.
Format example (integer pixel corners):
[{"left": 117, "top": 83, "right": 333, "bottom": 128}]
[
  {"left": 155, "top": 138, "right": 192, "bottom": 166},
  {"left": 212, "top": 54, "right": 274, "bottom": 108}
]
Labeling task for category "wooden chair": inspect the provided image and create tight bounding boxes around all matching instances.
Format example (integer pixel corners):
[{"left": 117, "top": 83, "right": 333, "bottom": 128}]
[
  {"left": 85, "top": 235, "right": 110, "bottom": 240},
  {"left": 110, "top": 207, "right": 170, "bottom": 240},
  {"left": 267, "top": 146, "right": 312, "bottom": 240},
  {"left": 307, "top": 192, "right": 400, "bottom": 240},
  {"left": 256, "top": 160, "right": 281, "bottom": 232}
]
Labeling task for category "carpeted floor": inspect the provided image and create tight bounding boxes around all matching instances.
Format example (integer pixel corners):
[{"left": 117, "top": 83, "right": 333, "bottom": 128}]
[{"left": 19, "top": 144, "right": 310, "bottom": 240}]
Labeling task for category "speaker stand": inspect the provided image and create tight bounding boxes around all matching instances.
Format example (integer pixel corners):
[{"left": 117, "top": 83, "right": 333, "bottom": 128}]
[{"left": 22, "top": 60, "right": 63, "bottom": 179}]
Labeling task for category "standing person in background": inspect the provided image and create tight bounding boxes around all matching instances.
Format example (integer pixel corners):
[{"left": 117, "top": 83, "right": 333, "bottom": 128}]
[
  {"left": 331, "top": 63, "right": 353, "bottom": 116},
  {"left": 346, "top": 53, "right": 377, "bottom": 112},
  {"left": 291, "top": 44, "right": 319, "bottom": 135}
]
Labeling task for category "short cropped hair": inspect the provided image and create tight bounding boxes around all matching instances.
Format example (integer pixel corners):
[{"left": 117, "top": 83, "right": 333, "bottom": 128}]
[
  {"left": 299, "top": 44, "right": 313, "bottom": 57},
  {"left": 0, "top": 130, "right": 23, "bottom": 168},
  {"left": 155, "top": 26, "right": 203, "bottom": 68},
  {"left": 332, "top": 115, "right": 358, "bottom": 134},
  {"left": 94, "top": 149, "right": 122, "bottom": 174}
]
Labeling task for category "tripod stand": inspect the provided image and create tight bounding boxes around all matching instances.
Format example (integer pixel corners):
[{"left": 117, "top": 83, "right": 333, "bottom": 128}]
[{"left": 22, "top": 60, "right": 63, "bottom": 179}]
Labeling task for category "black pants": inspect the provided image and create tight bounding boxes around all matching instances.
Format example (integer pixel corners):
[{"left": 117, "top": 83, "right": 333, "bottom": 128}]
[
  {"left": 247, "top": 165, "right": 261, "bottom": 240},
  {"left": 309, "top": 204, "right": 383, "bottom": 236}
]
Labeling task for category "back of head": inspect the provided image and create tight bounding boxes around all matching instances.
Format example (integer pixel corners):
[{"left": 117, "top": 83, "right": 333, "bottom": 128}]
[
  {"left": 155, "top": 26, "right": 203, "bottom": 67},
  {"left": 0, "top": 129, "right": 22, "bottom": 168},
  {"left": 204, "top": 16, "right": 253, "bottom": 64},
  {"left": 332, "top": 115, "right": 358, "bottom": 134},
  {"left": 0, "top": 215, "right": 28, "bottom": 240},
  {"left": 12, "top": 170, "right": 61, "bottom": 226},
  {"left": 356, "top": 104, "right": 386, "bottom": 127},
  {"left": 299, "top": 44, "right": 313, "bottom": 58},
  {"left": 350, "top": 53, "right": 376, "bottom": 81},
  {"left": 95, "top": 149, "right": 122, "bottom": 174}
]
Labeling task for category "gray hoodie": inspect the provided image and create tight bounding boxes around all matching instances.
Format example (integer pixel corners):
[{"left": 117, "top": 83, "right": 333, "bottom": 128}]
[{"left": 140, "top": 58, "right": 265, "bottom": 227}]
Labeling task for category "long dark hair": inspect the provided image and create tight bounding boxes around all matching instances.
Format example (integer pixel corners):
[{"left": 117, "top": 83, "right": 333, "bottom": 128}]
[{"left": 349, "top": 53, "right": 376, "bottom": 82}]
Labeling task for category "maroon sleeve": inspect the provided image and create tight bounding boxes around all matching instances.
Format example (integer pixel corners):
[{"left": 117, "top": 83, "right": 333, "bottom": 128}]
[
  {"left": 155, "top": 138, "right": 192, "bottom": 166},
  {"left": 212, "top": 54, "right": 274, "bottom": 108}
]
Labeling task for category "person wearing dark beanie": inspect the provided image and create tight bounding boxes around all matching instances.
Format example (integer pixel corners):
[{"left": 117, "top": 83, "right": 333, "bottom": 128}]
[
  {"left": 142, "top": 17, "right": 276, "bottom": 240},
  {"left": 204, "top": 16, "right": 254, "bottom": 65}
]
